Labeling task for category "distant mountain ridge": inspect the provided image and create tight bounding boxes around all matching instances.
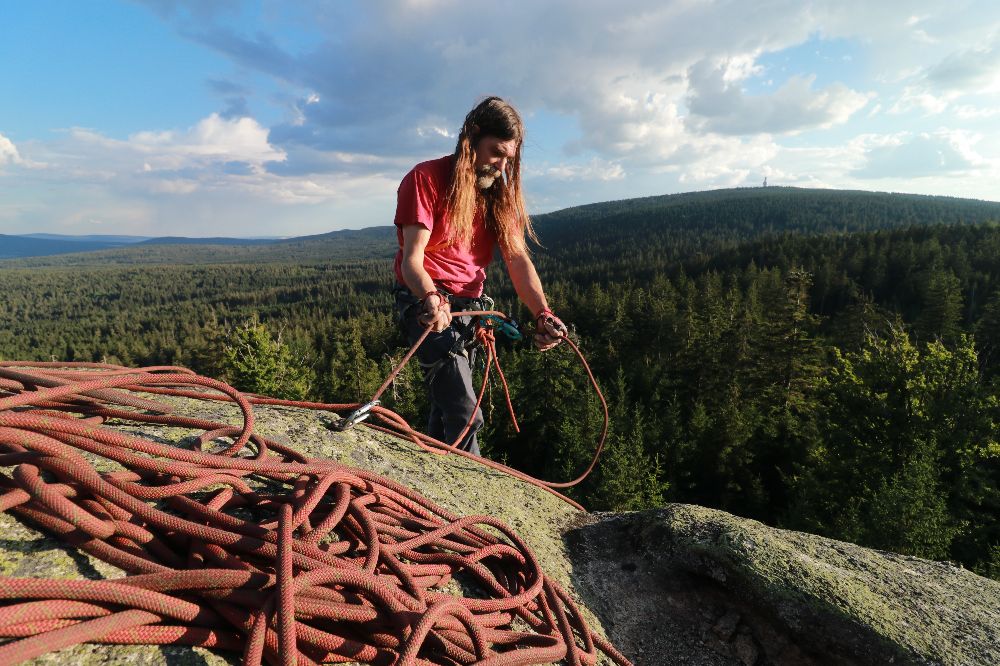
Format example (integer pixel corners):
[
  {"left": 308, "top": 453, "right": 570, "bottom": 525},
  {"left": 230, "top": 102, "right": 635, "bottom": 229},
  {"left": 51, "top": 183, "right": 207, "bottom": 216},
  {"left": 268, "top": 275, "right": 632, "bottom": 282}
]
[
  {"left": 1, "top": 227, "right": 391, "bottom": 260},
  {"left": 4, "top": 187, "right": 1000, "bottom": 265},
  {"left": 21, "top": 233, "right": 153, "bottom": 244},
  {"left": 0, "top": 235, "right": 132, "bottom": 260},
  {"left": 136, "top": 236, "right": 276, "bottom": 246}
]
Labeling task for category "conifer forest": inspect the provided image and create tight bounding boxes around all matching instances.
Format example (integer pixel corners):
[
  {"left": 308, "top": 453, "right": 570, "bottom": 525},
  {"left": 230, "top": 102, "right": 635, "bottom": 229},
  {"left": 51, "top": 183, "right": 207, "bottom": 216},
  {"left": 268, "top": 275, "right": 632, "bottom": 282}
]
[{"left": 2, "top": 187, "right": 998, "bottom": 579}]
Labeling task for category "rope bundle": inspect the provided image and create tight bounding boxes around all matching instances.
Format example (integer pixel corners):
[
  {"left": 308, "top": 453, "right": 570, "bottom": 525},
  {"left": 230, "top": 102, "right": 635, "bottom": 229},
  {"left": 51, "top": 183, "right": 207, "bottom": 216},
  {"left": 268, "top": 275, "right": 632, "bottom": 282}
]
[{"left": 0, "top": 362, "right": 631, "bottom": 665}]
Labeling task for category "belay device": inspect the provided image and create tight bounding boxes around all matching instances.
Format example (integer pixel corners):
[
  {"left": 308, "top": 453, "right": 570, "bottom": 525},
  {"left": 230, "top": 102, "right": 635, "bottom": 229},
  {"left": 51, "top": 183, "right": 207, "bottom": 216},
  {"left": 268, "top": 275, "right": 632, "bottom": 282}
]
[{"left": 476, "top": 313, "right": 522, "bottom": 341}]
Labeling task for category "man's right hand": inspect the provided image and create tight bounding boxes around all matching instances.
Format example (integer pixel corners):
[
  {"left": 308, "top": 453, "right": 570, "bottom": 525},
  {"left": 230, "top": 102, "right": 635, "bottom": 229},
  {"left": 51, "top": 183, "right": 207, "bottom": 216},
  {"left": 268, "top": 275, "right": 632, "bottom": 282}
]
[{"left": 419, "top": 292, "right": 452, "bottom": 332}]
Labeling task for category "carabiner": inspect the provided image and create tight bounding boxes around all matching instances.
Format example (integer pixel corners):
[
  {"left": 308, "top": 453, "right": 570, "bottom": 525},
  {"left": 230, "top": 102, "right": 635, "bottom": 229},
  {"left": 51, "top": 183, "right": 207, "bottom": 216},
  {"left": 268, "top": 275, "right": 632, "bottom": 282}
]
[{"left": 334, "top": 400, "right": 380, "bottom": 431}]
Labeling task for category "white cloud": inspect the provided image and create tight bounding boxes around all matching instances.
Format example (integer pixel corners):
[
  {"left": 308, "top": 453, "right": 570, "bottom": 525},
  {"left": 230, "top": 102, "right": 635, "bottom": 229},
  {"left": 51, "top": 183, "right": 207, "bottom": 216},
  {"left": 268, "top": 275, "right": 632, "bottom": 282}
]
[
  {"left": 0, "top": 132, "right": 22, "bottom": 167},
  {"left": 672, "top": 135, "right": 781, "bottom": 187},
  {"left": 2, "top": 113, "right": 400, "bottom": 237},
  {"left": 161, "top": 0, "right": 979, "bottom": 184},
  {"left": 168, "top": 1, "right": 826, "bottom": 164},
  {"left": 149, "top": 178, "right": 200, "bottom": 194},
  {"left": 533, "top": 158, "right": 625, "bottom": 182},
  {"left": 889, "top": 39, "right": 1000, "bottom": 115},
  {"left": 889, "top": 87, "right": 951, "bottom": 115},
  {"left": 124, "top": 113, "right": 285, "bottom": 171},
  {"left": 747, "top": 127, "right": 1000, "bottom": 200},
  {"left": 954, "top": 105, "right": 1000, "bottom": 120},
  {"left": 567, "top": 89, "right": 688, "bottom": 161},
  {"left": 686, "top": 60, "right": 870, "bottom": 135},
  {"left": 415, "top": 125, "right": 454, "bottom": 140},
  {"left": 850, "top": 130, "right": 984, "bottom": 179},
  {"left": 0, "top": 140, "right": 399, "bottom": 236},
  {"left": 924, "top": 43, "right": 1000, "bottom": 93},
  {"left": 18, "top": 114, "right": 289, "bottom": 191}
]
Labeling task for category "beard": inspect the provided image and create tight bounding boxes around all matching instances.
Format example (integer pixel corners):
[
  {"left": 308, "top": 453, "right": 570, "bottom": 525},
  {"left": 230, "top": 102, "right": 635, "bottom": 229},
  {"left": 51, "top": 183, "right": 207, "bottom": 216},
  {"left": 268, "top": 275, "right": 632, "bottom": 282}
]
[{"left": 475, "top": 164, "right": 503, "bottom": 190}]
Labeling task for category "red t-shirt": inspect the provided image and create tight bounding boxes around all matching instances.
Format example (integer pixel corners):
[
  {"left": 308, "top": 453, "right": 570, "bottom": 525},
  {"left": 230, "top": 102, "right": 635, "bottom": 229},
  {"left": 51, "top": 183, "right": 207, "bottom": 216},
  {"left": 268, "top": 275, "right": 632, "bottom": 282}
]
[{"left": 393, "top": 155, "right": 497, "bottom": 298}]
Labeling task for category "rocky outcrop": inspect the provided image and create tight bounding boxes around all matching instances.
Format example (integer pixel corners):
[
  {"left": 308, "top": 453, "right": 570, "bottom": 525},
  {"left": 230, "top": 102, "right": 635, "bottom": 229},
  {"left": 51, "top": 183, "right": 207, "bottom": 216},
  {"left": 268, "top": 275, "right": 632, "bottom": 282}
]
[
  {"left": 1, "top": 396, "right": 997, "bottom": 665},
  {"left": 565, "top": 508, "right": 1000, "bottom": 665}
]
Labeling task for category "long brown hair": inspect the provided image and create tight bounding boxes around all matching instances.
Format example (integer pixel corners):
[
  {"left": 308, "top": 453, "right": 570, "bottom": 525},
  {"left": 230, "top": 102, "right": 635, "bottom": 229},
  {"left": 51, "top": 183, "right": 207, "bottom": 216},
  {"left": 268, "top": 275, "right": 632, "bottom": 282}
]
[{"left": 445, "top": 97, "right": 538, "bottom": 254}]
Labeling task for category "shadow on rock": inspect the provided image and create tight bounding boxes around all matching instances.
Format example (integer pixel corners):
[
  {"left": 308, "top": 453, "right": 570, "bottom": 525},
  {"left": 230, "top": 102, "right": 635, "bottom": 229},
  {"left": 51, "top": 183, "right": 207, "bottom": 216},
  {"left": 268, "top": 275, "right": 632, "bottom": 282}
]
[{"left": 563, "top": 505, "right": 1000, "bottom": 666}]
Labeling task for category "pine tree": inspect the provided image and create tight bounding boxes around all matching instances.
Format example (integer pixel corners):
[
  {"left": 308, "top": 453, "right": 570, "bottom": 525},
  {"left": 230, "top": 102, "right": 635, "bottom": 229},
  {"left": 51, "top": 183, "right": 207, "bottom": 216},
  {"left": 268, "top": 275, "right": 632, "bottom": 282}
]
[
  {"left": 789, "top": 325, "right": 994, "bottom": 561},
  {"left": 974, "top": 288, "right": 1000, "bottom": 378},
  {"left": 914, "top": 269, "right": 963, "bottom": 344},
  {"left": 186, "top": 312, "right": 227, "bottom": 379},
  {"left": 221, "top": 315, "right": 313, "bottom": 400},
  {"left": 746, "top": 268, "right": 823, "bottom": 517},
  {"left": 591, "top": 407, "right": 666, "bottom": 512},
  {"left": 826, "top": 288, "right": 886, "bottom": 352},
  {"left": 327, "top": 318, "right": 383, "bottom": 403}
]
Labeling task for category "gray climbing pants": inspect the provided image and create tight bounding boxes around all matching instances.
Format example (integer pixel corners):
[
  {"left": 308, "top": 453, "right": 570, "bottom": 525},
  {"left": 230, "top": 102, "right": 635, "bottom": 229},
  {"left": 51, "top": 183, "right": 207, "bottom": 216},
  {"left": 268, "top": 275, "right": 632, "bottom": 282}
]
[{"left": 394, "top": 287, "right": 485, "bottom": 456}]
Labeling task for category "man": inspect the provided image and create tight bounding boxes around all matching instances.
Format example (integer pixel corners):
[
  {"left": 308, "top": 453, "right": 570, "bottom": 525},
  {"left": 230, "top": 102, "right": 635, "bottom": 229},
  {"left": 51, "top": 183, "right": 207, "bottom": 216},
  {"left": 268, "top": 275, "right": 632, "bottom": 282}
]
[{"left": 393, "top": 96, "right": 568, "bottom": 456}]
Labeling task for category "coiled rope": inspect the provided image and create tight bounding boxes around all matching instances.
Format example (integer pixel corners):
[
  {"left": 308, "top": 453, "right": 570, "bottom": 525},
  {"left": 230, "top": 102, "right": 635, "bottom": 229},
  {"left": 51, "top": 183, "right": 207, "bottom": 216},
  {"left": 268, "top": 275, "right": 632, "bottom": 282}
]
[
  {"left": 355, "top": 309, "right": 609, "bottom": 491},
  {"left": 0, "top": 359, "right": 630, "bottom": 665}
]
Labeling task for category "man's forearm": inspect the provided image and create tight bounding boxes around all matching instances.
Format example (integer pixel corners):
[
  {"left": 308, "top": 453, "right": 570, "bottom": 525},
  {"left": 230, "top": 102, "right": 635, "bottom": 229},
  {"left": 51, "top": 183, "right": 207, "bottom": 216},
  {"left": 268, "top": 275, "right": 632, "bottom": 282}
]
[
  {"left": 401, "top": 258, "right": 438, "bottom": 298},
  {"left": 505, "top": 253, "right": 549, "bottom": 316}
]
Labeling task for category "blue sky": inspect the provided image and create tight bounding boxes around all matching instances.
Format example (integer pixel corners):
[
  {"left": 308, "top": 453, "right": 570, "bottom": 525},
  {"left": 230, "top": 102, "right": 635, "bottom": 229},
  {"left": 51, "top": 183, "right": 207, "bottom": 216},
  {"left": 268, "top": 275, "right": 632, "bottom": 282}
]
[{"left": 2, "top": 1, "right": 1000, "bottom": 237}]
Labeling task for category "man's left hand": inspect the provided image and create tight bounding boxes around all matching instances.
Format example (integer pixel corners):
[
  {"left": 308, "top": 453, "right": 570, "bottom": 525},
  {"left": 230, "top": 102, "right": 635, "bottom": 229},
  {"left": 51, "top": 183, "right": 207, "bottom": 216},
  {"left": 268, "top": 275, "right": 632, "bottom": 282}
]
[{"left": 534, "top": 310, "right": 568, "bottom": 351}]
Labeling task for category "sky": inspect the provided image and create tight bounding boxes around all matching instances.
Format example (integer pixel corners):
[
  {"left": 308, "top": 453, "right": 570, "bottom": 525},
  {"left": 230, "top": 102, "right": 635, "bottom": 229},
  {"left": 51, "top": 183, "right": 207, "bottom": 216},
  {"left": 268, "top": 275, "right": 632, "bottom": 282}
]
[{"left": 2, "top": 0, "right": 1000, "bottom": 237}]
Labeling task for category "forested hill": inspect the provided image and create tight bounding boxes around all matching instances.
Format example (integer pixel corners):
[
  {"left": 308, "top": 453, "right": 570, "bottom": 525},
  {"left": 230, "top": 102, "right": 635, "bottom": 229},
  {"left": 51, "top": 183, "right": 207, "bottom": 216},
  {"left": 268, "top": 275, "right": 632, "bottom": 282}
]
[
  {"left": 0, "top": 234, "right": 130, "bottom": 259},
  {"left": 5, "top": 187, "right": 1000, "bottom": 267},
  {"left": 1, "top": 226, "right": 395, "bottom": 265},
  {"left": 3, "top": 185, "right": 1000, "bottom": 581},
  {"left": 532, "top": 187, "right": 1000, "bottom": 276},
  {"left": 539, "top": 186, "right": 1000, "bottom": 234}
]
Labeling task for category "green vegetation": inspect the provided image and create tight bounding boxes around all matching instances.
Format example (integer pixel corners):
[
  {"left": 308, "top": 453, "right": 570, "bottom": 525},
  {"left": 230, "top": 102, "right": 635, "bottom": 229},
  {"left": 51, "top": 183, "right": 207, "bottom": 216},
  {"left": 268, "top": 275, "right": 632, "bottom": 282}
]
[
  {"left": 2, "top": 187, "right": 999, "bottom": 579},
  {"left": 221, "top": 315, "right": 314, "bottom": 400}
]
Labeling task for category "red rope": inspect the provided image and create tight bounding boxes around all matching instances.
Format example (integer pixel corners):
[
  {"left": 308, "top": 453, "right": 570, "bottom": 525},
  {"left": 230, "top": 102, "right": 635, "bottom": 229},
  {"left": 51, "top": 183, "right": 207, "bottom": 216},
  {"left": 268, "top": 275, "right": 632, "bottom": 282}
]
[
  {"left": 347, "top": 309, "right": 609, "bottom": 490},
  {"left": 0, "top": 362, "right": 630, "bottom": 665}
]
